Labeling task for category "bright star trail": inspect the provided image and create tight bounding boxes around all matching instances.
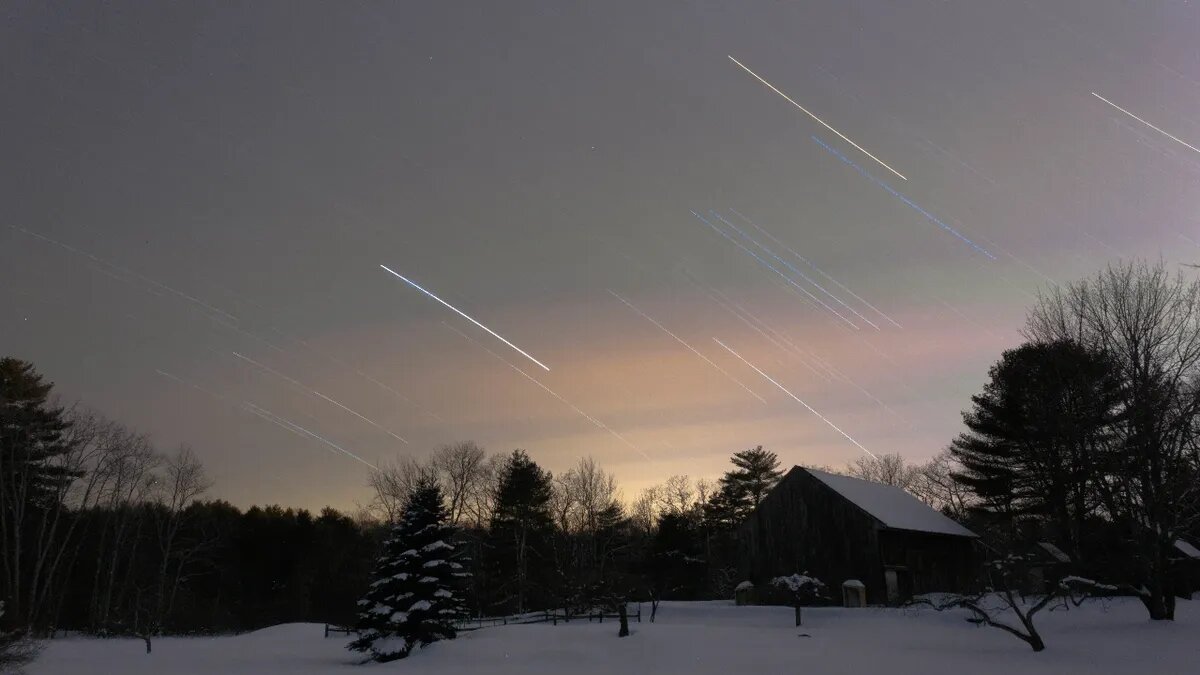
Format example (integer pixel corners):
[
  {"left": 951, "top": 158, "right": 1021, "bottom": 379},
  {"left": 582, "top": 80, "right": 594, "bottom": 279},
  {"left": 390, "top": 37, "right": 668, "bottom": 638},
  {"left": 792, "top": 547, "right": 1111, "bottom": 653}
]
[
  {"left": 9, "top": 2, "right": 1199, "bottom": 512},
  {"left": 443, "top": 322, "right": 648, "bottom": 460},
  {"left": 380, "top": 264, "right": 550, "bottom": 372},
  {"left": 811, "top": 135, "right": 998, "bottom": 261},
  {"left": 608, "top": 290, "right": 766, "bottom": 403},
  {"left": 1092, "top": 92, "right": 1200, "bottom": 156},
  {"left": 231, "top": 351, "right": 409, "bottom": 444},
  {"left": 713, "top": 338, "right": 877, "bottom": 459},
  {"left": 728, "top": 55, "right": 908, "bottom": 181}
]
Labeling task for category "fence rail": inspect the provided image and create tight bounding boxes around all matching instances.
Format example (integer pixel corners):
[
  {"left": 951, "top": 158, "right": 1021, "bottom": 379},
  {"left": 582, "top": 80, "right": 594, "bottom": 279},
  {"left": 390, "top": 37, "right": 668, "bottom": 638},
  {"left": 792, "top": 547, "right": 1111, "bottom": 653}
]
[
  {"left": 326, "top": 604, "right": 642, "bottom": 637},
  {"left": 454, "top": 604, "right": 641, "bottom": 631}
]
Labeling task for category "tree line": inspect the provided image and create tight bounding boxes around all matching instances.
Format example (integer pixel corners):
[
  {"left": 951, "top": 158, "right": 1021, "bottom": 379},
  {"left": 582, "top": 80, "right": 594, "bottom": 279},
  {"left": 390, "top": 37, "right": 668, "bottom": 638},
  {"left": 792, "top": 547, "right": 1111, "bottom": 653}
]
[
  {"left": 4, "top": 258, "right": 1199, "bottom": 660},
  {"left": 0, "top": 356, "right": 792, "bottom": 639}
]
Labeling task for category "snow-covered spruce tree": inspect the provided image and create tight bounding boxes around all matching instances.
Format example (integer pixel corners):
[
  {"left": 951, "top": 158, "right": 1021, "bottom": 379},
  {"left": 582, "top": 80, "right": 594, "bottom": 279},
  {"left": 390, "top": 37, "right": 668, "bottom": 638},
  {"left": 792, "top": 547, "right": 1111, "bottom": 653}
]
[{"left": 349, "top": 478, "right": 467, "bottom": 662}]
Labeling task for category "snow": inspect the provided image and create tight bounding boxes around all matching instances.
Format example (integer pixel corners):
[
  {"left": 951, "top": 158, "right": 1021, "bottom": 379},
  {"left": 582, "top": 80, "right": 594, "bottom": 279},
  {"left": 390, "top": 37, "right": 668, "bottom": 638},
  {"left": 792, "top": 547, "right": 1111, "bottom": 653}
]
[
  {"left": 1060, "top": 576, "right": 1118, "bottom": 591},
  {"left": 1174, "top": 539, "right": 1200, "bottom": 559},
  {"left": 771, "top": 574, "right": 824, "bottom": 592},
  {"left": 734, "top": 581, "right": 754, "bottom": 592},
  {"left": 28, "top": 599, "right": 1199, "bottom": 675},
  {"left": 408, "top": 600, "right": 432, "bottom": 612},
  {"left": 1038, "top": 541, "right": 1072, "bottom": 563},
  {"left": 422, "top": 540, "right": 453, "bottom": 552},
  {"left": 842, "top": 579, "right": 865, "bottom": 589},
  {"left": 804, "top": 467, "right": 977, "bottom": 537}
]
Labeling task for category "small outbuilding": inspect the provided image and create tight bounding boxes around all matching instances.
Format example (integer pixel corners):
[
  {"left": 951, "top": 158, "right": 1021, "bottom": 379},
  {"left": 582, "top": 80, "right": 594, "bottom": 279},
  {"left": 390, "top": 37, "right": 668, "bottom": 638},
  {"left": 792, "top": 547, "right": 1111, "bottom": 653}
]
[
  {"left": 738, "top": 466, "right": 979, "bottom": 605},
  {"left": 1171, "top": 539, "right": 1200, "bottom": 599}
]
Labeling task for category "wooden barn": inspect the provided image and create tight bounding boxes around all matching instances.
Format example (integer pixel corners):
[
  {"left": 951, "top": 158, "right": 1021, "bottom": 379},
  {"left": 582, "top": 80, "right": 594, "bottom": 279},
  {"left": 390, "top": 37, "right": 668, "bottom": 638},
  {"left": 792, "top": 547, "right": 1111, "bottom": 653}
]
[{"left": 738, "top": 466, "right": 979, "bottom": 605}]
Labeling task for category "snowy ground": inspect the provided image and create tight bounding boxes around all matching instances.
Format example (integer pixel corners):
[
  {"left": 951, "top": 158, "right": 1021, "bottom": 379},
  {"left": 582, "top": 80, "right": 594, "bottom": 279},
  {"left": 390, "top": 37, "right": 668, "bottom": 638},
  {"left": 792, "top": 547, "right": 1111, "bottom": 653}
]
[{"left": 30, "top": 599, "right": 1199, "bottom": 674}]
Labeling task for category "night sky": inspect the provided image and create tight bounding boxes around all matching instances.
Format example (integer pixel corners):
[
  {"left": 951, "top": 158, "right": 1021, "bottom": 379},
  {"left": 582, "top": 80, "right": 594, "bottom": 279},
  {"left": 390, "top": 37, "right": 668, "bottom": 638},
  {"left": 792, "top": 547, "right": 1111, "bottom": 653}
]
[{"left": 2, "top": 1, "right": 1198, "bottom": 510}]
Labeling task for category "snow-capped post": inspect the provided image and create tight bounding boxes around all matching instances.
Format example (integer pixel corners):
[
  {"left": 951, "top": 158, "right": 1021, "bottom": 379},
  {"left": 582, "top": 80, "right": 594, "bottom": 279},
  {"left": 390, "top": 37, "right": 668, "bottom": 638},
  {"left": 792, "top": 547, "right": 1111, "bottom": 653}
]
[
  {"left": 348, "top": 478, "right": 469, "bottom": 662},
  {"left": 771, "top": 574, "right": 827, "bottom": 627}
]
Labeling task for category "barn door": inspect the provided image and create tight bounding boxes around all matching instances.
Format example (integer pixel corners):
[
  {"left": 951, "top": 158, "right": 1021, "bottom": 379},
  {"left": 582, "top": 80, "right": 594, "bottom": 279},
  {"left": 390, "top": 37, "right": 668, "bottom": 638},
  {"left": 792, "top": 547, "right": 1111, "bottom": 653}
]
[{"left": 885, "top": 569, "right": 899, "bottom": 603}]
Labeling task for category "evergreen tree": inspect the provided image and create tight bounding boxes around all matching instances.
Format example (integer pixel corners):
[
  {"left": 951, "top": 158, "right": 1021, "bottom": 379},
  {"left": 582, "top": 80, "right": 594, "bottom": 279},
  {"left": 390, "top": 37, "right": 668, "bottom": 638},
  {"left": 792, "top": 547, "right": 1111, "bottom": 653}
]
[
  {"left": 647, "top": 512, "right": 706, "bottom": 600},
  {"left": 0, "top": 357, "right": 78, "bottom": 627},
  {"left": 349, "top": 479, "right": 466, "bottom": 662},
  {"left": 487, "top": 450, "right": 554, "bottom": 613},
  {"left": 950, "top": 340, "right": 1123, "bottom": 558},
  {"left": 727, "top": 446, "right": 783, "bottom": 506},
  {"left": 710, "top": 446, "right": 783, "bottom": 525}
]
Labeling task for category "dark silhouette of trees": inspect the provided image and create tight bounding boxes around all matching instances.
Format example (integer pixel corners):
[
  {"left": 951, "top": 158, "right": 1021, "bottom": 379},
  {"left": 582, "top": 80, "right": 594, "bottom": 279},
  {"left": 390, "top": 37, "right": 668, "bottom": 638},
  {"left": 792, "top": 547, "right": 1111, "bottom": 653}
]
[
  {"left": 0, "top": 358, "right": 79, "bottom": 629},
  {"left": 950, "top": 340, "right": 1124, "bottom": 560},
  {"left": 487, "top": 450, "right": 554, "bottom": 614},
  {"left": 1025, "top": 260, "right": 1200, "bottom": 620}
]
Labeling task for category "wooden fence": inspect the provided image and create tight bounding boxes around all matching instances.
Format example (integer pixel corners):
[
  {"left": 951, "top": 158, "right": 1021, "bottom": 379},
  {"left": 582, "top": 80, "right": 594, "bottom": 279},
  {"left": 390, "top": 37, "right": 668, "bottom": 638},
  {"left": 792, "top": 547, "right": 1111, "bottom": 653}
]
[{"left": 326, "top": 603, "right": 642, "bottom": 637}]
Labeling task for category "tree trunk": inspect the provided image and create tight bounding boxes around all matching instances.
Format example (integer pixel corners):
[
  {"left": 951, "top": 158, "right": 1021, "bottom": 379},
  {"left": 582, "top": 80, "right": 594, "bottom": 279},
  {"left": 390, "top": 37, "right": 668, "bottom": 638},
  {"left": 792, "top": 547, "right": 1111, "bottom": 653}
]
[{"left": 617, "top": 604, "right": 629, "bottom": 637}]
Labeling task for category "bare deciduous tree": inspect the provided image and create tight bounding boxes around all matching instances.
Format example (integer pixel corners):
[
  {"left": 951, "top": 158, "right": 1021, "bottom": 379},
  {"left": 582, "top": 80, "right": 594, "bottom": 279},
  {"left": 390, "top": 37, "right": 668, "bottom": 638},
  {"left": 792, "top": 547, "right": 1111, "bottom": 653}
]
[
  {"left": 1027, "top": 260, "right": 1200, "bottom": 620},
  {"left": 909, "top": 450, "right": 975, "bottom": 520},
  {"left": 845, "top": 453, "right": 920, "bottom": 491},
  {"left": 630, "top": 487, "right": 658, "bottom": 538},
  {"left": 366, "top": 456, "right": 433, "bottom": 524},
  {"left": 430, "top": 441, "right": 488, "bottom": 526},
  {"left": 911, "top": 555, "right": 1114, "bottom": 652},
  {"left": 658, "top": 475, "right": 694, "bottom": 516},
  {"left": 150, "top": 446, "right": 210, "bottom": 631}
]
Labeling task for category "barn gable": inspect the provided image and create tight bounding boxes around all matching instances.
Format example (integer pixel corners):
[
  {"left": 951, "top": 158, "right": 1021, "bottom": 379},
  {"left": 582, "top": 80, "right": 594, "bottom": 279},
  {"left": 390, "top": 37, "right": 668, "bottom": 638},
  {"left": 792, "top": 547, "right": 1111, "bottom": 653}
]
[
  {"left": 804, "top": 468, "right": 977, "bottom": 538},
  {"left": 738, "top": 466, "right": 980, "bottom": 604}
]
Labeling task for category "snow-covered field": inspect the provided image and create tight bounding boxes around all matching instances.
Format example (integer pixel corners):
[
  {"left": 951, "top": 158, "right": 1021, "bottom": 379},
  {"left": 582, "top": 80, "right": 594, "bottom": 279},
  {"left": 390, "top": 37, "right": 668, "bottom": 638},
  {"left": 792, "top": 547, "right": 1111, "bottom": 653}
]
[{"left": 30, "top": 599, "right": 1198, "bottom": 674}]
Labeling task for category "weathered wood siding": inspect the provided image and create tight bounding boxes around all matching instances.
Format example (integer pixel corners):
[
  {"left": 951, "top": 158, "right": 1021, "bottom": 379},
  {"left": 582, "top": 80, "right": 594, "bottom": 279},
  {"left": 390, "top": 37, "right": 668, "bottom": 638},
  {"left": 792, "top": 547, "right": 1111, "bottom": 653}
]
[
  {"left": 738, "top": 467, "right": 978, "bottom": 604},
  {"left": 738, "top": 467, "right": 886, "bottom": 602},
  {"left": 877, "top": 529, "right": 977, "bottom": 596}
]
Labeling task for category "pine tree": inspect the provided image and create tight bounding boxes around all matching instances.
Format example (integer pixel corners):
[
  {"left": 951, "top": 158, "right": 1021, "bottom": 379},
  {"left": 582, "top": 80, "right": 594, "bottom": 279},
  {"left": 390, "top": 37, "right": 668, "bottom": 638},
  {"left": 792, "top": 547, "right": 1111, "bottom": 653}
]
[
  {"left": 487, "top": 450, "right": 554, "bottom": 614},
  {"left": 710, "top": 446, "right": 783, "bottom": 524},
  {"left": 726, "top": 446, "right": 783, "bottom": 507},
  {"left": 0, "top": 357, "right": 78, "bottom": 627},
  {"left": 950, "top": 340, "right": 1123, "bottom": 558},
  {"left": 349, "top": 479, "right": 466, "bottom": 662}
]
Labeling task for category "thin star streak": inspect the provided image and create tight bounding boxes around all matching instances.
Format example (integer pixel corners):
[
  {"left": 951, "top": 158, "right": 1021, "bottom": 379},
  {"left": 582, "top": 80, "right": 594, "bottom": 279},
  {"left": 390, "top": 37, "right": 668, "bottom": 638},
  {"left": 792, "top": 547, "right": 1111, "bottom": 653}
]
[
  {"left": 231, "top": 351, "right": 409, "bottom": 444},
  {"left": 443, "top": 322, "right": 648, "bottom": 459},
  {"left": 607, "top": 290, "right": 766, "bottom": 403},
  {"left": 728, "top": 208, "right": 903, "bottom": 329},
  {"left": 713, "top": 338, "right": 877, "bottom": 459},
  {"left": 154, "top": 369, "right": 376, "bottom": 468},
  {"left": 692, "top": 210, "right": 860, "bottom": 329}
]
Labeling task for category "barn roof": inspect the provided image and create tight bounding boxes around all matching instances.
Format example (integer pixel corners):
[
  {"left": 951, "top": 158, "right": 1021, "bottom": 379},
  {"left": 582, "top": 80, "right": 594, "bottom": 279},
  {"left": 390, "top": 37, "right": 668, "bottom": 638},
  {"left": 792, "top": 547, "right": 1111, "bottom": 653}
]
[
  {"left": 803, "top": 467, "right": 977, "bottom": 538},
  {"left": 1175, "top": 539, "right": 1200, "bottom": 559}
]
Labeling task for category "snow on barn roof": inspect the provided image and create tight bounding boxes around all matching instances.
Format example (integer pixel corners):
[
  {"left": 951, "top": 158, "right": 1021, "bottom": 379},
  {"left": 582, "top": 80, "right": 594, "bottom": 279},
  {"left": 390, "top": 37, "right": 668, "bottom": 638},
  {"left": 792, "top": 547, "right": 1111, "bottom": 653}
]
[
  {"left": 803, "top": 467, "right": 977, "bottom": 538},
  {"left": 1175, "top": 539, "right": 1200, "bottom": 559}
]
